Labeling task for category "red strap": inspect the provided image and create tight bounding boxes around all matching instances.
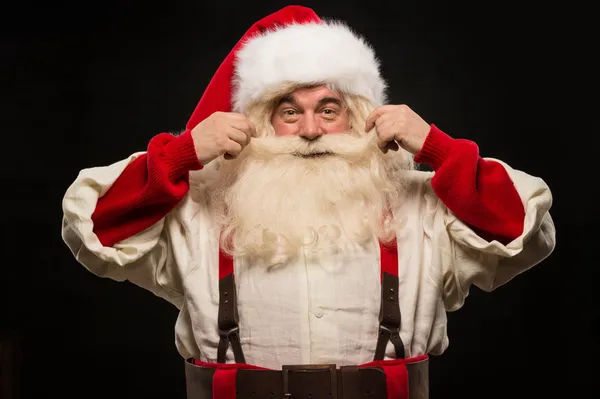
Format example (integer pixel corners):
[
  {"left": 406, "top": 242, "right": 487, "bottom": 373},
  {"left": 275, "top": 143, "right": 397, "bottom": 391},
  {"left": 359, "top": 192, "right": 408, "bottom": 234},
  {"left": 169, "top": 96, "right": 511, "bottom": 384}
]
[
  {"left": 379, "top": 241, "right": 399, "bottom": 280},
  {"left": 208, "top": 362, "right": 270, "bottom": 399},
  {"left": 219, "top": 248, "right": 234, "bottom": 279},
  {"left": 212, "top": 368, "right": 237, "bottom": 399},
  {"left": 381, "top": 364, "right": 409, "bottom": 399}
]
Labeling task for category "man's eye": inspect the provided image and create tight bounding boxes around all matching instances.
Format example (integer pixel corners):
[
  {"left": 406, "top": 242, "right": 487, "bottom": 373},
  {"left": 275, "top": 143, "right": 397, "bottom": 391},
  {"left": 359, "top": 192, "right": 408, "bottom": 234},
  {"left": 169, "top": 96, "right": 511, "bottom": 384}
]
[
  {"left": 322, "top": 109, "right": 335, "bottom": 115},
  {"left": 283, "top": 109, "right": 296, "bottom": 115}
]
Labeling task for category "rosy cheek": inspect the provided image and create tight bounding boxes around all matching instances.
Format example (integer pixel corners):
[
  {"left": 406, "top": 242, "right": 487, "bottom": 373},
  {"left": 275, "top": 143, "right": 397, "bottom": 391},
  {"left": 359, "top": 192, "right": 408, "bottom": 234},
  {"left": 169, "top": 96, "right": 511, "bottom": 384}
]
[
  {"left": 323, "top": 119, "right": 350, "bottom": 134},
  {"left": 273, "top": 122, "right": 298, "bottom": 136}
]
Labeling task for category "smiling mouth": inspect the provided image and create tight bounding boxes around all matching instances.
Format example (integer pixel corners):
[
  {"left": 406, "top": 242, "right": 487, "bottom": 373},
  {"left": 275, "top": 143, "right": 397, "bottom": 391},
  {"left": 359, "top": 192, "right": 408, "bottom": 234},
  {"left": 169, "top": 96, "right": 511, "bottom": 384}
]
[{"left": 293, "top": 151, "right": 334, "bottom": 159}]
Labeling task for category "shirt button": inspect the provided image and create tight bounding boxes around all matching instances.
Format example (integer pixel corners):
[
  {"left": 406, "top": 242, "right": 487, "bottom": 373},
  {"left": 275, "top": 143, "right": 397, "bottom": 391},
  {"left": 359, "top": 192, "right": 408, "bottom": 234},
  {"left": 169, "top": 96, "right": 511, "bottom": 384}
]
[{"left": 313, "top": 307, "right": 324, "bottom": 318}]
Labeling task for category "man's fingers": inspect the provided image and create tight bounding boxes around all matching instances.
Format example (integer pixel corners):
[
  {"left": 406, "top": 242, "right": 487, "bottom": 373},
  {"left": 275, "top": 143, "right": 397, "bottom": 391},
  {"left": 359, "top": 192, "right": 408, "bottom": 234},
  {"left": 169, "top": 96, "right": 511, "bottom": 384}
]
[
  {"left": 365, "top": 108, "right": 384, "bottom": 132},
  {"left": 376, "top": 121, "right": 397, "bottom": 142},
  {"left": 230, "top": 120, "right": 256, "bottom": 142},
  {"left": 227, "top": 128, "right": 250, "bottom": 146},
  {"left": 223, "top": 140, "right": 243, "bottom": 159},
  {"left": 365, "top": 105, "right": 397, "bottom": 132}
]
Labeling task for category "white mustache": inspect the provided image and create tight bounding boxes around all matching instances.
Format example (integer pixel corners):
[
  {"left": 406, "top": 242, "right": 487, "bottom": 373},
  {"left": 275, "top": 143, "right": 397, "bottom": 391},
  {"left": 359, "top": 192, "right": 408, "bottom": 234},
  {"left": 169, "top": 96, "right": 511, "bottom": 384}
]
[{"left": 247, "top": 132, "right": 378, "bottom": 162}]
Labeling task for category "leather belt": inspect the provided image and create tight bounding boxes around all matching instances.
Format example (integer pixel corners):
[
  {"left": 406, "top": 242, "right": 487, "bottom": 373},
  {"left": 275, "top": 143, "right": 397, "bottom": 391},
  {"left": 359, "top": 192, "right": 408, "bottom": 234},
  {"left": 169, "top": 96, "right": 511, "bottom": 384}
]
[
  {"left": 185, "top": 243, "right": 428, "bottom": 398},
  {"left": 184, "top": 357, "right": 429, "bottom": 399}
]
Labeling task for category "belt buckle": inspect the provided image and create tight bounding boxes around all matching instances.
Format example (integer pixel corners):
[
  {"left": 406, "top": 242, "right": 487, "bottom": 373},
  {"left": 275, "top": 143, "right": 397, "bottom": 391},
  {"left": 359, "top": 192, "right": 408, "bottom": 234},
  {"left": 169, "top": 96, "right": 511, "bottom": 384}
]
[{"left": 282, "top": 364, "right": 337, "bottom": 398}]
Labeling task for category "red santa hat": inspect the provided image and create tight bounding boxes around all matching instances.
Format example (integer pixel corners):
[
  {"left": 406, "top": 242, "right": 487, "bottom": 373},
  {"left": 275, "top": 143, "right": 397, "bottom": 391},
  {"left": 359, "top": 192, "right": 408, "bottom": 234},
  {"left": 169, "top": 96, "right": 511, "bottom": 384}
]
[{"left": 185, "top": 5, "right": 386, "bottom": 130}]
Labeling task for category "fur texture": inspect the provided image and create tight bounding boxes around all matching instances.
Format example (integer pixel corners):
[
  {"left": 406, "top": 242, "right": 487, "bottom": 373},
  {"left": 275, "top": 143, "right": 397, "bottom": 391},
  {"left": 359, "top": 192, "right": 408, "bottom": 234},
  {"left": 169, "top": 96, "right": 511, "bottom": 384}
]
[
  {"left": 203, "top": 133, "right": 401, "bottom": 266},
  {"left": 189, "top": 91, "right": 415, "bottom": 266},
  {"left": 232, "top": 21, "right": 387, "bottom": 113}
]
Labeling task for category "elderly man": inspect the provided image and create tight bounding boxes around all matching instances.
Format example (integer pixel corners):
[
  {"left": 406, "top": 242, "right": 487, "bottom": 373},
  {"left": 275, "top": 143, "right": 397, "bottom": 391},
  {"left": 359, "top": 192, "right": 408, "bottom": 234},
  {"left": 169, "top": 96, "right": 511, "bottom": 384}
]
[{"left": 61, "top": 5, "right": 555, "bottom": 399}]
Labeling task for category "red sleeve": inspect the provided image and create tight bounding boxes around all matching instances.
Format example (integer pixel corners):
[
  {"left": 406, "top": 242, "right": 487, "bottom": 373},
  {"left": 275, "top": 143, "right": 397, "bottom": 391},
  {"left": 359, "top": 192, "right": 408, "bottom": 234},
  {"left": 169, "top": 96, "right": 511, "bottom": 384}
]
[
  {"left": 413, "top": 124, "right": 525, "bottom": 244},
  {"left": 91, "top": 129, "right": 203, "bottom": 247}
]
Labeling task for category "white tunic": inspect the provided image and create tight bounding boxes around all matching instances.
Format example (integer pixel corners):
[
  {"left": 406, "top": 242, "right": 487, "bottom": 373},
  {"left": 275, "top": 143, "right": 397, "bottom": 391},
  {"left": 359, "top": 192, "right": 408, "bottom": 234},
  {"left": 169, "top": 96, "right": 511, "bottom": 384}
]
[{"left": 61, "top": 153, "right": 555, "bottom": 369}]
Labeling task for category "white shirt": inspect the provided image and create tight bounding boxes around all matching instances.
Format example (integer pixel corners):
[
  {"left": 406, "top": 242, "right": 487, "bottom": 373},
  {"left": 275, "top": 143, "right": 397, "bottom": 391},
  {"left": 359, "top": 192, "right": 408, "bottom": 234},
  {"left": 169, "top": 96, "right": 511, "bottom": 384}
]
[{"left": 61, "top": 152, "right": 555, "bottom": 369}]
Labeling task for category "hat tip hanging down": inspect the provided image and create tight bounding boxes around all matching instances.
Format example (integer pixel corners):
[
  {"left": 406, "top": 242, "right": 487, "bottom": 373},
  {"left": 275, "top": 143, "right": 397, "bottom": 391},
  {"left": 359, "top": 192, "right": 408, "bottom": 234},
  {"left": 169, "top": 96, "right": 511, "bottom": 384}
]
[{"left": 185, "top": 5, "right": 386, "bottom": 131}]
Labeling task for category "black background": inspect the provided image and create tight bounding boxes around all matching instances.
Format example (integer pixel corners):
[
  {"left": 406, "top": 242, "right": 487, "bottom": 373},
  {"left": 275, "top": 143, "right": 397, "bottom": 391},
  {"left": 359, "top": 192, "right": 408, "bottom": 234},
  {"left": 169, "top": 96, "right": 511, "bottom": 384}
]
[{"left": 2, "top": 0, "right": 594, "bottom": 398}]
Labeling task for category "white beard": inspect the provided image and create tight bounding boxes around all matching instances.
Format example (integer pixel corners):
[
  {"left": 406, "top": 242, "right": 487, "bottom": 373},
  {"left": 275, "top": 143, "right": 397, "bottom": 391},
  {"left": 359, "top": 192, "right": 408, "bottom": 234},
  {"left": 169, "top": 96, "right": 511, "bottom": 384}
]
[{"left": 197, "top": 132, "right": 406, "bottom": 266}]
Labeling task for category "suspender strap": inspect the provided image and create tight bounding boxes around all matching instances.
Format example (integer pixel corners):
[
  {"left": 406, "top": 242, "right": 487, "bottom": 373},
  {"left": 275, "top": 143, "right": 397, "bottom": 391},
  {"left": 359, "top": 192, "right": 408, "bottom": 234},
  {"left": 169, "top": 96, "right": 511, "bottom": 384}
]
[
  {"left": 373, "top": 242, "right": 406, "bottom": 361},
  {"left": 217, "top": 250, "right": 245, "bottom": 364},
  {"left": 216, "top": 241, "right": 405, "bottom": 364}
]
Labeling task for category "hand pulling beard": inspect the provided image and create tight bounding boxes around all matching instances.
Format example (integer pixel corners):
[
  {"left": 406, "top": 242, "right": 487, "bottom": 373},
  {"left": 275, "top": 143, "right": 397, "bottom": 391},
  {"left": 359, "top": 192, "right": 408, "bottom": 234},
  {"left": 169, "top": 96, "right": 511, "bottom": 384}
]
[{"left": 364, "top": 104, "right": 431, "bottom": 156}]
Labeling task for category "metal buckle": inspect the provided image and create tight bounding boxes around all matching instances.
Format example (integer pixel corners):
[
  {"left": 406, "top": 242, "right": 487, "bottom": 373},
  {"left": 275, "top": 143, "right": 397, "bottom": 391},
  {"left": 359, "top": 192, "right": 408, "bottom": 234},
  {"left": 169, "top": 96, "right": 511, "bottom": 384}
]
[
  {"left": 218, "top": 325, "right": 239, "bottom": 338},
  {"left": 379, "top": 323, "right": 400, "bottom": 336},
  {"left": 282, "top": 364, "right": 337, "bottom": 398},
  {"left": 378, "top": 324, "right": 405, "bottom": 359}
]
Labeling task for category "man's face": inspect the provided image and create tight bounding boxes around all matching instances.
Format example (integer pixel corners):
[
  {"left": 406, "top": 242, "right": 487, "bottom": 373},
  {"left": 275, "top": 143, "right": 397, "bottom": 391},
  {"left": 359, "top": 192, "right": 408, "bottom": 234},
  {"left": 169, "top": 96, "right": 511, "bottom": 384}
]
[{"left": 270, "top": 86, "right": 351, "bottom": 138}]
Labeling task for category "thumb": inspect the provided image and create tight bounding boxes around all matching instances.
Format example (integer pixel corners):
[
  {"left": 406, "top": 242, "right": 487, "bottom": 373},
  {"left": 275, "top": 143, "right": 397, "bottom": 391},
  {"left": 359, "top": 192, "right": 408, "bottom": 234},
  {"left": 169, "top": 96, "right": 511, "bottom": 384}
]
[{"left": 364, "top": 108, "right": 383, "bottom": 132}]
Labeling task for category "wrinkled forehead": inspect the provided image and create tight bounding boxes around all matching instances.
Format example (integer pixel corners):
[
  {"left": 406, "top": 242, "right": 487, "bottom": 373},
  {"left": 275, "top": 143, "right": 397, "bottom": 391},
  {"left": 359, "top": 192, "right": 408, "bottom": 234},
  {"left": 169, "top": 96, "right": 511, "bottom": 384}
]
[
  {"left": 268, "top": 84, "right": 352, "bottom": 114},
  {"left": 277, "top": 85, "right": 343, "bottom": 103},
  {"left": 258, "top": 83, "right": 343, "bottom": 108}
]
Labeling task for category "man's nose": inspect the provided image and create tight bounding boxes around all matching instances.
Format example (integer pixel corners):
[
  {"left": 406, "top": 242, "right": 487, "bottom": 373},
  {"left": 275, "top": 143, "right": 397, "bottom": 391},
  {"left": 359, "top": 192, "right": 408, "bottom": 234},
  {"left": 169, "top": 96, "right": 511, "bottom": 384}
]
[{"left": 298, "top": 115, "right": 322, "bottom": 140}]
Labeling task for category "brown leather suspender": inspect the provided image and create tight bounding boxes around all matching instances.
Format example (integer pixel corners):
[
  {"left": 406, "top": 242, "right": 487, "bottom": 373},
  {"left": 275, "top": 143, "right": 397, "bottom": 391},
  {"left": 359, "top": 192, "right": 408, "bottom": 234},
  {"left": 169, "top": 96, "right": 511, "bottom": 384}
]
[
  {"left": 217, "top": 251, "right": 245, "bottom": 363},
  {"left": 216, "top": 242, "right": 405, "bottom": 364},
  {"left": 184, "top": 244, "right": 430, "bottom": 399}
]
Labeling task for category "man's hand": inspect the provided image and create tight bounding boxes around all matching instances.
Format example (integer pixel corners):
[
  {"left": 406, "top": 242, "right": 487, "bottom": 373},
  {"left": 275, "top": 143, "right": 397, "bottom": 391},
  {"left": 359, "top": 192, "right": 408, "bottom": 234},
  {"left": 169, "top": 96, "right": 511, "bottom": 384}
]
[
  {"left": 365, "top": 105, "right": 431, "bottom": 155},
  {"left": 191, "top": 111, "right": 255, "bottom": 165}
]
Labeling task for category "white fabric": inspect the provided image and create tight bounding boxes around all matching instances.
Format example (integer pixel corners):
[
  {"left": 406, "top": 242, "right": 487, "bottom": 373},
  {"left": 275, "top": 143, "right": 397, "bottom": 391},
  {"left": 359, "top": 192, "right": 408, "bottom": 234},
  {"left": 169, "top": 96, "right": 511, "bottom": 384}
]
[
  {"left": 61, "top": 156, "right": 555, "bottom": 368},
  {"left": 233, "top": 21, "right": 387, "bottom": 112}
]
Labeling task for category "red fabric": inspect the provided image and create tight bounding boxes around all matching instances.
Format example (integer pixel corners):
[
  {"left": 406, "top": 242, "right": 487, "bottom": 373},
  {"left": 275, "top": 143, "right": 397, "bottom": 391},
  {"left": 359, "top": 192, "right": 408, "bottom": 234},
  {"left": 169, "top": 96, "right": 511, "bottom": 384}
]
[
  {"left": 382, "top": 364, "right": 409, "bottom": 399},
  {"left": 92, "top": 130, "right": 202, "bottom": 247},
  {"left": 379, "top": 241, "right": 398, "bottom": 279},
  {"left": 219, "top": 248, "right": 234, "bottom": 279},
  {"left": 212, "top": 369, "right": 237, "bottom": 399},
  {"left": 414, "top": 124, "right": 526, "bottom": 244},
  {"left": 185, "top": 5, "right": 321, "bottom": 131}
]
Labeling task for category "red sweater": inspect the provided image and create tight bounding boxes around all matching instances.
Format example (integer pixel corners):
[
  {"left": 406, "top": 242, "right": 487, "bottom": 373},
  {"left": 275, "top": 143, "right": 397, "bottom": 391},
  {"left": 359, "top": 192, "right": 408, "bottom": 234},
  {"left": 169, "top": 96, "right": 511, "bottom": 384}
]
[{"left": 91, "top": 125, "right": 525, "bottom": 247}]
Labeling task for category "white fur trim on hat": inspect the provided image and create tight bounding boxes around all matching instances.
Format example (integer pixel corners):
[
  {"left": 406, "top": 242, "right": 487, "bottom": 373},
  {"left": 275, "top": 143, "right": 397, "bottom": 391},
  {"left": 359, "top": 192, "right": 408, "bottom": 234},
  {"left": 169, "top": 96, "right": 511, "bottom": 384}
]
[{"left": 232, "top": 21, "right": 387, "bottom": 112}]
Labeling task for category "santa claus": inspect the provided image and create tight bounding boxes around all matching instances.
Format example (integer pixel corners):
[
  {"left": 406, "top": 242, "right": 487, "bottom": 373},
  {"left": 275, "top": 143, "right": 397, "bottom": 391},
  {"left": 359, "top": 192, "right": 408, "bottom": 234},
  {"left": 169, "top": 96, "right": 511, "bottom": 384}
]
[{"left": 61, "top": 5, "right": 556, "bottom": 399}]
